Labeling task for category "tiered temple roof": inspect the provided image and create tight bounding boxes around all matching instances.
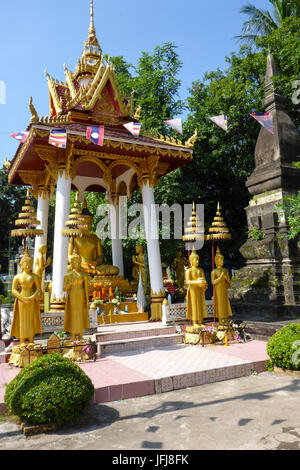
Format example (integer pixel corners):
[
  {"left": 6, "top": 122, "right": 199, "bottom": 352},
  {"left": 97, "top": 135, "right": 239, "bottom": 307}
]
[{"left": 7, "top": 0, "right": 195, "bottom": 194}]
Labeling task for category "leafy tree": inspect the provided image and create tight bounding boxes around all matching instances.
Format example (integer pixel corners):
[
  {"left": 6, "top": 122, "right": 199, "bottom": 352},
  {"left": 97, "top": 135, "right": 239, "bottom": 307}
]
[
  {"left": 236, "top": 0, "right": 300, "bottom": 46},
  {"left": 88, "top": 19, "right": 300, "bottom": 270},
  {"left": 110, "top": 42, "right": 184, "bottom": 133}
]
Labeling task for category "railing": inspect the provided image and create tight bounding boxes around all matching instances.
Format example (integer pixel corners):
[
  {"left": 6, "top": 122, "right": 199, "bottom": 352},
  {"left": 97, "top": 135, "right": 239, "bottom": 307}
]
[
  {"left": 41, "top": 309, "right": 98, "bottom": 333},
  {"left": 162, "top": 300, "right": 214, "bottom": 325},
  {"left": 2, "top": 302, "right": 215, "bottom": 336}
]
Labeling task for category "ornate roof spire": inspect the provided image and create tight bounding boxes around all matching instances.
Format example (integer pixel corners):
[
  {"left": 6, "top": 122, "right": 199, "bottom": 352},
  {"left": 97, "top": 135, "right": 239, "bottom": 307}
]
[
  {"left": 74, "top": 1, "right": 102, "bottom": 84},
  {"left": 89, "top": 0, "right": 96, "bottom": 38}
]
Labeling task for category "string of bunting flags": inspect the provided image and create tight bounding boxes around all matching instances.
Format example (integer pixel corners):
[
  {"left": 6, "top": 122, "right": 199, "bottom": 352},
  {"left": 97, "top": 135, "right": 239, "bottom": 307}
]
[
  {"left": 11, "top": 123, "right": 143, "bottom": 148},
  {"left": 209, "top": 112, "right": 273, "bottom": 134},
  {"left": 10, "top": 110, "right": 274, "bottom": 148}
]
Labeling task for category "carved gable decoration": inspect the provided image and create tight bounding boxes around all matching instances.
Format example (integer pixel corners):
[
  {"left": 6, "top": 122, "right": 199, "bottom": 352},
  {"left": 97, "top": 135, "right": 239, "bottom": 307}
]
[{"left": 91, "top": 82, "right": 122, "bottom": 124}]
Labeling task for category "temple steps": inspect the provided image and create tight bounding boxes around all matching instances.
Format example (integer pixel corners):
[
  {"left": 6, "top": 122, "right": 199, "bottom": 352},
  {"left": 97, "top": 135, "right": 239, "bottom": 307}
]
[{"left": 94, "top": 323, "right": 183, "bottom": 356}]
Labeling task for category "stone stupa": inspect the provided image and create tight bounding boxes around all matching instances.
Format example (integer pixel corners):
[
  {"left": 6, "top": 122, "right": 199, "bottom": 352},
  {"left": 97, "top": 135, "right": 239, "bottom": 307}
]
[{"left": 229, "top": 52, "right": 300, "bottom": 320}]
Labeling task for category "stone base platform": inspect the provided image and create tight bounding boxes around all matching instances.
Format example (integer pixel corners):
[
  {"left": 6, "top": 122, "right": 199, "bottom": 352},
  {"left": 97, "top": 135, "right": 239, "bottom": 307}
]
[{"left": 0, "top": 321, "right": 269, "bottom": 413}]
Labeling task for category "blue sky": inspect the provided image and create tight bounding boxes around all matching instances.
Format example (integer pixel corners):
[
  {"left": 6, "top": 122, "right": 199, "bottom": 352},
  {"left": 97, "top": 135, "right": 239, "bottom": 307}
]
[{"left": 0, "top": 0, "right": 271, "bottom": 167}]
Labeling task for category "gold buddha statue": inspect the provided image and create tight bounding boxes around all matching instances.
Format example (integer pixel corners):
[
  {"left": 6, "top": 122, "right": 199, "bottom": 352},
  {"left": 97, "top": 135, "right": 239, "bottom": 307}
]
[
  {"left": 174, "top": 250, "right": 188, "bottom": 290},
  {"left": 34, "top": 244, "right": 51, "bottom": 294},
  {"left": 10, "top": 248, "right": 42, "bottom": 344},
  {"left": 132, "top": 244, "right": 148, "bottom": 293},
  {"left": 63, "top": 251, "right": 90, "bottom": 340},
  {"left": 211, "top": 247, "right": 232, "bottom": 324},
  {"left": 185, "top": 249, "right": 207, "bottom": 326},
  {"left": 68, "top": 212, "right": 119, "bottom": 276}
]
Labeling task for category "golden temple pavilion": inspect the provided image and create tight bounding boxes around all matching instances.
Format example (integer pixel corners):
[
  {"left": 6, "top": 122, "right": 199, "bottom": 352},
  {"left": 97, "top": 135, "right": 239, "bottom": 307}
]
[{"left": 6, "top": 0, "right": 195, "bottom": 321}]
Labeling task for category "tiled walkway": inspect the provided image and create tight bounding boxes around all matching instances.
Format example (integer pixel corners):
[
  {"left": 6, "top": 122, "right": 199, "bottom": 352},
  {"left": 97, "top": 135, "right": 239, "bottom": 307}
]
[{"left": 0, "top": 338, "right": 269, "bottom": 411}]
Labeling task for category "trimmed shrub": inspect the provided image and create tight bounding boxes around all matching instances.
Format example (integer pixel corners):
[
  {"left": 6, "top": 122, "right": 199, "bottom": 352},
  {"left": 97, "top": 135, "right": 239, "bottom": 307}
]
[
  {"left": 267, "top": 323, "right": 300, "bottom": 371},
  {"left": 4, "top": 353, "right": 95, "bottom": 426}
]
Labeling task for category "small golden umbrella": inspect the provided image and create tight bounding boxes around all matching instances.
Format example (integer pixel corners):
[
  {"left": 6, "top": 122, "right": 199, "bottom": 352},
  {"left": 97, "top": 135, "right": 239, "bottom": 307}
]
[
  {"left": 11, "top": 189, "right": 43, "bottom": 251},
  {"left": 62, "top": 192, "right": 91, "bottom": 245},
  {"left": 183, "top": 201, "right": 204, "bottom": 265}
]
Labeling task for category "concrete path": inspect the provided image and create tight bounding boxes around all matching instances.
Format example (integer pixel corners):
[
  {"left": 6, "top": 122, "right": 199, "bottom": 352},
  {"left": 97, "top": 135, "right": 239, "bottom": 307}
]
[{"left": 0, "top": 372, "right": 300, "bottom": 450}]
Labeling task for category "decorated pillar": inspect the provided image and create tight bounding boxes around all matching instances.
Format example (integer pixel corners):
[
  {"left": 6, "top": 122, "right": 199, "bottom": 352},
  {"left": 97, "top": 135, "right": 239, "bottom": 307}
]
[
  {"left": 51, "top": 172, "right": 71, "bottom": 303},
  {"left": 141, "top": 180, "right": 165, "bottom": 321},
  {"left": 110, "top": 198, "right": 124, "bottom": 277},
  {"left": 34, "top": 191, "right": 50, "bottom": 265}
]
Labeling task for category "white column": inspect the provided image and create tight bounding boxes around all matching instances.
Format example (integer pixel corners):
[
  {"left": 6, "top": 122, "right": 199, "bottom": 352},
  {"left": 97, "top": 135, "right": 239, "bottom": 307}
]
[
  {"left": 110, "top": 199, "right": 124, "bottom": 277},
  {"left": 141, "top": 181, "right": 164, "bottom": 320},
  {"left": 34, "top": 192, "right": 50, "bottom": 265},
  {"left": 52, "top": 172, "right": 71, "bottom": 301}
]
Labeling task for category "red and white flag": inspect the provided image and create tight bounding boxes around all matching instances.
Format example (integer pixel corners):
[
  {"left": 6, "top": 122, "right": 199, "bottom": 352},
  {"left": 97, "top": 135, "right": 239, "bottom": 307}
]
[
  {"left": 11, "top": 131, "right": 29, "bottom": 143},
  {"left": 250, "top": 113, "right": 273, "bottom": 134},
  {"left": 124, "top": 122, "right": 142, "bottom": 137},
  {"left": 210, "top": 115, "right": 228, "bottom": 132},
  {"left": 164, "top": 118, "right": 182, "bottom": 134}
]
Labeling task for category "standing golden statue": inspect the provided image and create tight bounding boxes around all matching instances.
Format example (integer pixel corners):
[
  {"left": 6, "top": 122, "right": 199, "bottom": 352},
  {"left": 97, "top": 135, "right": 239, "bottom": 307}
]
[
  {"left": 63, "top": 251, "right": 90, "bottom": 340},
  {"left": 132, "top": 244, "right": 148, "bottom": 293},
  {"left": 174, "top": 250, "right": 188, "bottom": 290},
  {"left": 185, "top": 249, "right": 208, "bottom": 326},
  {"left": 211, "top": 247, "right": 232, "bottom": 324},
  {"left": 34, "top": 244, "right": 51, "bottom": 294},
  {"left": 10, "top": 248, "right": 42, "bottom": 344}
]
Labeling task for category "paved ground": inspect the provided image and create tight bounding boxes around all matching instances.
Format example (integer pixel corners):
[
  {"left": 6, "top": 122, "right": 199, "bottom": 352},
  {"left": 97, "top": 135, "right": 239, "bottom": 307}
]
[
  {"left": 0, "top": 340, "right": 268, "bottom": 408},
  {"left": 0, "top": 371, "right": 300, "bottom": 451}
]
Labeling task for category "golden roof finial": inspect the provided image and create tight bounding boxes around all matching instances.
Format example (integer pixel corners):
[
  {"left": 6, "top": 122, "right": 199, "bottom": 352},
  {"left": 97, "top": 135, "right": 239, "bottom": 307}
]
[
  {"left": 89, "top": 0, "right": 96, "bottom": 37},
  {"left": 29, "top": 96, "right": 39, "bottom": 123},
  {"left": 4, "top": 157, "right": 11, "bottom": 170}
]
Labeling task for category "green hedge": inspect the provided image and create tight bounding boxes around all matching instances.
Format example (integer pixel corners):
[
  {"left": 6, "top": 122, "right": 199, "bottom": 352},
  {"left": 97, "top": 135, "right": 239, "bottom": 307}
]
[
  {"left": 4, "top": 354, "right": 95, "bottom": 426},
  {"left": 267, "top": 323, "right": 300, "bottom": 371}
]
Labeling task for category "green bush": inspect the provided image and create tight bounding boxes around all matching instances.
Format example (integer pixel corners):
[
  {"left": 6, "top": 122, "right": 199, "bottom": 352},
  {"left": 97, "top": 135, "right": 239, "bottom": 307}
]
[
  {"left": 4, "top": 354, "right": 95, "bottom": 426},
  {"left": 267, "top": 323, "right": 300, "bottom": 371}
]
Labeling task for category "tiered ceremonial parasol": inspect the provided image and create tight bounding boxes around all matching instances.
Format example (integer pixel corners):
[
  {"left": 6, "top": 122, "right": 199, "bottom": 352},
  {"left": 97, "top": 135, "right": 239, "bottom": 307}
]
[
  {"left": 62, "top": 193, "right": 91, "bottom": 249},
  {"left": 11, "top": 189, "right": 43, "bottom": 251},
  {"left": 183, "top": 201, "right": 204, "bottom": 264},
  {"left": 206, "top": 202, "right": 231, "bottom": 267}
]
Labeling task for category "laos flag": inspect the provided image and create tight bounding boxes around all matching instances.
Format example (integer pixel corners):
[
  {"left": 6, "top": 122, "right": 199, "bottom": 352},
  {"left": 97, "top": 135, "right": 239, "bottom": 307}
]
[
  {"left": 86, "top": 125, "right": 104, "bottom": 146},
  {"left": 11, "top": 131, "right": 29, "bottom": 143}
]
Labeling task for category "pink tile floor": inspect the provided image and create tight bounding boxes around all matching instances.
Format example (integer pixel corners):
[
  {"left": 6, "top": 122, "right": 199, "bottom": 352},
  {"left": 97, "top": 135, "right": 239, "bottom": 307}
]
[{"left": 0, "top": 339, "right": 269, "bottom": 410}]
